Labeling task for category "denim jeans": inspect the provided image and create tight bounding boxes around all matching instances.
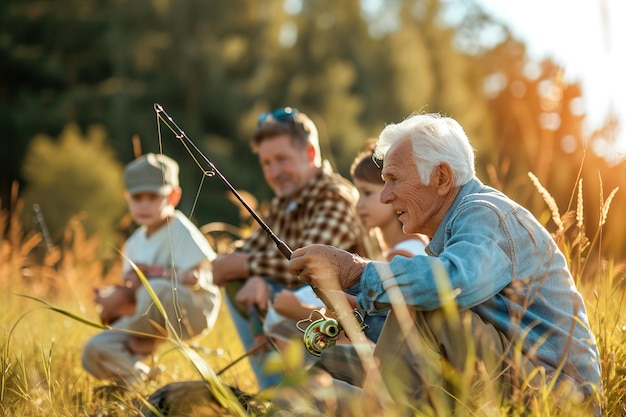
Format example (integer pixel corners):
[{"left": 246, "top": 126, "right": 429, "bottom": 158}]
[{"left": 225, "top": 280, "right": 287, "bottom": 389}]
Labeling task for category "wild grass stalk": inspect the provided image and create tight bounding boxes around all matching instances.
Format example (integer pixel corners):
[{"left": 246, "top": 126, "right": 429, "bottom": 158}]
[
  {"left": 1, "top": 202, "right": 256, "bottom": 416},
  {"left": 1, "top": 168, "right": 625, "bottom": 415}
]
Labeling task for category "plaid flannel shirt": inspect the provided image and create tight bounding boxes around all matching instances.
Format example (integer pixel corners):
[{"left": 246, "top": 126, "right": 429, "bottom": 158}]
[{"left": 240, "top": 163, "right": 364, "bottom": 288}]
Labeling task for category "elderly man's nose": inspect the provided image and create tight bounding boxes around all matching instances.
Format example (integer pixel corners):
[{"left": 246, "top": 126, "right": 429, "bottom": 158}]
[{"left": 380, "top": 184, "right": 392, "bottom": 204}]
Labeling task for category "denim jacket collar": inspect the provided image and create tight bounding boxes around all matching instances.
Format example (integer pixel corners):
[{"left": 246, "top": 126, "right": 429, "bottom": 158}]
[{"left": 427, "top": 177, "right": 484, "bottom": 256}]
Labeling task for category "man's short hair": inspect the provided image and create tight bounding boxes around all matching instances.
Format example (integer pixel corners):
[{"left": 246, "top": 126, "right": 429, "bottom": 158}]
[{"left": 251, "top": 109, "right": 321, "bottom": 165}]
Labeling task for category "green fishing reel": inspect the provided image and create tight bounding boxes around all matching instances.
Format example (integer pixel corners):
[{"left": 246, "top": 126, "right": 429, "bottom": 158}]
[
  {"left": 297, "top": 311, "right": 340, "bottom": 357},
  {"left": 296, "top": 309, "right": 367, "bottom": 357}
]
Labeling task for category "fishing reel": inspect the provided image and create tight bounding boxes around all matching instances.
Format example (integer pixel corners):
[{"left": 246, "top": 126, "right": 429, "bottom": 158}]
[{"left": 296, "top": 309, "right": 368, "bottom": 357}]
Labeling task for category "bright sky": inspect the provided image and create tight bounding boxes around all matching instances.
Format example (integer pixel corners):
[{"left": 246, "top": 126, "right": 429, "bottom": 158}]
[{"left": 475, "top": 0, "right": 626, "bottom": 158}]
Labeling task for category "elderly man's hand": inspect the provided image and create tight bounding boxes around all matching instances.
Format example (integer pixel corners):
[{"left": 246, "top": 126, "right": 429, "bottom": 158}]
[{"left": 289, "top": 244, "right": 368, "bottom": 290}]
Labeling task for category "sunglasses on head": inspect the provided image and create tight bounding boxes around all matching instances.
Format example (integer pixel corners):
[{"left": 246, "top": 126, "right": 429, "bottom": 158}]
[
  {"left": 257, "top": 107, "right": 299, "bottom": 125},
  {"left": 372, "top": 155, "right": 383, "bottom": 169}
]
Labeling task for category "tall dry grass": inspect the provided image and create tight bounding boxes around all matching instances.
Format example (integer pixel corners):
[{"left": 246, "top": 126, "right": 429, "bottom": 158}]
[
  {"left": 527, "top": 171, "right": 625, "bottom": 416},
  {"left": 1, "top": 170, "right": 625, "bottom": 416},
  {"left": 0, "top": 200, "right": 257, "bottom": 416}
]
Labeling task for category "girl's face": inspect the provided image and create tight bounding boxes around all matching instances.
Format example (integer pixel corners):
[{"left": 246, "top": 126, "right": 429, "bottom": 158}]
[
  {"left": 126, "top": 191, "right": 172, "bottom": 235},
  {"left": 354, "top": 178, "right": 397, "bottom": 231}
]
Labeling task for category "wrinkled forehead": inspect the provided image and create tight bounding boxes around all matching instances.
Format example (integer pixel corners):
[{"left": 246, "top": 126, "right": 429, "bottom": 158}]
[
  {"left": 387, "top": 138, "right": 409, "bottom": 155},
  {"left": 381, "top": 139, "right": 412, "bottom": 172}
]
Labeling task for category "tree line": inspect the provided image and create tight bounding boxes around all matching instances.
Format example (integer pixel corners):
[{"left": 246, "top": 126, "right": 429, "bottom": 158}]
[{"left": 1, "top": 0, "right": 624, "bottom": 267}]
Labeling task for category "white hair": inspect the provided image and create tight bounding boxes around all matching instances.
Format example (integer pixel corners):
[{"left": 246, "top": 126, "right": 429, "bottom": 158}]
[{"left": 374, "top": 113, "right": 475, "bottom": 186}]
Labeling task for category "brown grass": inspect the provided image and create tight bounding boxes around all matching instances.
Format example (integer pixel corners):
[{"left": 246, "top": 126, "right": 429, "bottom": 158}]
[
  {"left": 1, "top": 177, "right": 625, "bottom": 416},
  {"left": 0, "top": 203, "right": 257, "bottom": 416}
]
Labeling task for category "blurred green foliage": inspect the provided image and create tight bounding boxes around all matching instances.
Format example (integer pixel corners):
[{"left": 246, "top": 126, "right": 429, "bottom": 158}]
[{"left": 20, "top": 123, "right": 127, "bottom": 245}]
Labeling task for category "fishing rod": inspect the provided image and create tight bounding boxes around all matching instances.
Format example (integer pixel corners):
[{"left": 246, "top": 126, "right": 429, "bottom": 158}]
[
  {"left": 153, "top": 103, "right": 366, "bottom": 356},
  {"left": 33, "top": 203, "right": 53, "bottom": 253},
  {"left": 154, "top": 103, "right": 291, "bottom": 260}
]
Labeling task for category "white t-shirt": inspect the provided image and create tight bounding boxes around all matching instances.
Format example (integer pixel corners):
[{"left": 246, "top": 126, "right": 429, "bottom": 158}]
[
  {"left": 390, "top": 238, "right": 427, "bottom": 257},
  {"left": 123, "top": 210, "right": 218, "bottom": 294}
]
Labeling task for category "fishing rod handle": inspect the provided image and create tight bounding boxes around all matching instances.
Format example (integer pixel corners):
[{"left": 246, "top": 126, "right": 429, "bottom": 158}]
[{"left": 275, "top": 240, "right": 293, "bottom": 260}]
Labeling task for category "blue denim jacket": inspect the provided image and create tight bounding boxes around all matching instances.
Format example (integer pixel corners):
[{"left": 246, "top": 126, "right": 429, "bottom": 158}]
[{"left": 357, "top": 177, "right": 602, "bottom": 400}]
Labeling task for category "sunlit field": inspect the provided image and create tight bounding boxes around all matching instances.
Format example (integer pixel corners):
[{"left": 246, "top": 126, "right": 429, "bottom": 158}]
[
  {"left": 0, "top": 204, "right": 258, "bottom": 416},
  {"left": 1, "top": 176, "right": 625, "bottom": 416}
]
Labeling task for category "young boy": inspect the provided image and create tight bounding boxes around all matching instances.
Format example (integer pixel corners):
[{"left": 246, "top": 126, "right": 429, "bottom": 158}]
[{"left": 82, "top": 153, "right": 221, "bottom": 387}]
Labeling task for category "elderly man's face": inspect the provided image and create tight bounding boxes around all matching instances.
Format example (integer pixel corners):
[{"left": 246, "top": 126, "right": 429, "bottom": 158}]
[{"left": 379, "top": 139, "right": 442, "bottom": 237}]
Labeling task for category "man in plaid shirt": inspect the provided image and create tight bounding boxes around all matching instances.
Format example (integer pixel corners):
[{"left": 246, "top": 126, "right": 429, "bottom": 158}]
[{"left": 212, "top": 107, "right": 365, "bottom": 389}]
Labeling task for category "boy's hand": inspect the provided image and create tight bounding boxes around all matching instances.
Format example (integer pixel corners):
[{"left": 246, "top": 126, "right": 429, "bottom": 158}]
[
  {"left": 272, "top": 290, "right": 300, "bottom": 316},
  {"left": 128, "top": 336, "right": 160, "bottom": 355},
  {"left": 94, "top": 285, "right": 136, "bottom": 325},
  {"left": 124, "top": 263, "right": 166, "bottom": 283}
]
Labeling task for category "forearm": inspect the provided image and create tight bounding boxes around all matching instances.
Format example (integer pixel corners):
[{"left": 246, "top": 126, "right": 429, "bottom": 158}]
[
  {"left": 122, "top": 268, "right": 143, "bottom": 289},
  {"left": 358, "top": 248, "right": 510, "bottom": 313},
  {"left": 212, "top": 252, "right": 251, "bottom": 286},
  {"left": 274, "top": 298, "right": 323, "bottom": 321},
  {"left": 122, "top": 263, "right": 207, "bottom": 287}
]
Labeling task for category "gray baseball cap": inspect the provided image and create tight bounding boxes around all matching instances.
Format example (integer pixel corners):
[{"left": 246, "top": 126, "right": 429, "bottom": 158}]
[{"left": 123, "top": 153, "right": 179, "bottom": 195}]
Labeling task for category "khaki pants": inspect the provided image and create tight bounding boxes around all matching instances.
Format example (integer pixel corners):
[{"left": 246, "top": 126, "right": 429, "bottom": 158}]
[
  {"left": 362, "top": 309, "right": 521, "bottom": 416},
  {"left": 280, "top": 308, "right": 537, "bottom": 417},
  {"left": 82, "top": 279, "right": 219, "bottom": 386}
]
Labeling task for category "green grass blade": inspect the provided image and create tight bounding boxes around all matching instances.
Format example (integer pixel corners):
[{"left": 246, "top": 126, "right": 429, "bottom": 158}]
[{"left": 16, "top": 294, "right": 107, "bottom": 329}]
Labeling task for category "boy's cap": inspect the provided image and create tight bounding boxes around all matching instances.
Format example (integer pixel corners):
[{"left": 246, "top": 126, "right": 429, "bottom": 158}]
[{"left": 123, "top": 153, "right": 179, "bottom": 195}]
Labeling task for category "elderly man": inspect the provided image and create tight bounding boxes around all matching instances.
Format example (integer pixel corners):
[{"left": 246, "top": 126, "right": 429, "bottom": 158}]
[{"left": 287, "top": 113, "right": 603, "bottom": 416}]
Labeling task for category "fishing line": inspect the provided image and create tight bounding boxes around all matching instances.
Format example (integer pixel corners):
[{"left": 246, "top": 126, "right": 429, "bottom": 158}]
[
  {"left": 153, "top": 103, "right": 368, "bottom": 356},
  {"left": 153, "top": 107, "right": 189, "bottom": 337},
  {"left": 153, "top": 103, "right": 291, "bottom": 259}
]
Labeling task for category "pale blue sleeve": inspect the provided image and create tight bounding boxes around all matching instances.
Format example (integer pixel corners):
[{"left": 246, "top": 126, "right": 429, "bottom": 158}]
[{"left": 357, "top": 204, "right": 514, "bottom": 313}]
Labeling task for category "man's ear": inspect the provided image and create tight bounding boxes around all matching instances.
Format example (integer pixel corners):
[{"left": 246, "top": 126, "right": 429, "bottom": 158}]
[
  {"left": 436, "top": 163, "right": 455, "bottom": 196},
  {"left": 306, "top": 143, "right": 316, "bottom": 163},
  {"left": 168, "top": 187, "right": 183, "bottom": 207}
]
